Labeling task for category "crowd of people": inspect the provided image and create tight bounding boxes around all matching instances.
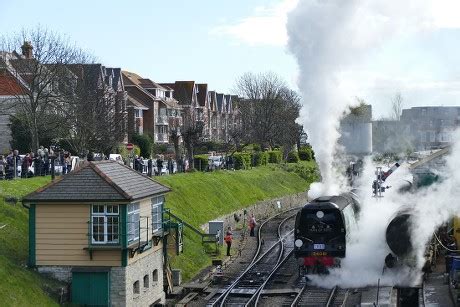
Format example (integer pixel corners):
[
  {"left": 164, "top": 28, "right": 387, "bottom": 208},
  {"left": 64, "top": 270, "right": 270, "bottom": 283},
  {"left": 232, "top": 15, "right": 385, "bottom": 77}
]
[
  {"left": 0, "top": 146, "right": 72, "bottom": 180},
  {"left": 132, "top": 155, "right": 190, "bottom": 176}
]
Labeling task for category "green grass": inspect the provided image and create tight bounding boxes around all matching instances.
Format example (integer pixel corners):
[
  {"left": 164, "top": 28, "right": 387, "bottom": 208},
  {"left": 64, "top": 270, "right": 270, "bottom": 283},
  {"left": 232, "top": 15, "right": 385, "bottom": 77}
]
[
  {"left": 156, "top": 162, "right": 318, "bottom": 280},
  {"left": 0, "top": 177, "right": 59, "bottom": 307}
]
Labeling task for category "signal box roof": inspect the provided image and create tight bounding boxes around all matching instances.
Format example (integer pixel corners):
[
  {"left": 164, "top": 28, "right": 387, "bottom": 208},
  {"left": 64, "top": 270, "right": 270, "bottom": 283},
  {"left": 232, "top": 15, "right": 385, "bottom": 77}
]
[{"left": 23, "top": 161, "right": 171, "bottom": 203}]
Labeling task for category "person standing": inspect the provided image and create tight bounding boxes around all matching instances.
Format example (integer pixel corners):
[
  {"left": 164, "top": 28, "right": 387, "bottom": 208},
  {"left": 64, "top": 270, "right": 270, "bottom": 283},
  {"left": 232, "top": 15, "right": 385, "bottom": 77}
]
[
  {"left": 224, "top": 227, "right": 233, "bottom": 256},
  {"left": 249, "top": 214, "right": 257, "bottom": 237}
]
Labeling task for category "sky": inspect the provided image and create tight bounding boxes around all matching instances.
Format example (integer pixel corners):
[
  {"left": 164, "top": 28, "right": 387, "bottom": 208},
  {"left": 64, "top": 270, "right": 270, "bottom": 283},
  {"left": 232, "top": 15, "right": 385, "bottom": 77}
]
[{"left": 1, "top": 0, "right": 460, "bottom": 118}]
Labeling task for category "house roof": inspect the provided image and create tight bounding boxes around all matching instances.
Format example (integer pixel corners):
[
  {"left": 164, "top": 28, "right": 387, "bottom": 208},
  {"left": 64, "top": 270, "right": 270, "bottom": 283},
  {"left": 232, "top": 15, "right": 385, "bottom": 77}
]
[
  {"left": 122, "top": 71, "right": 167, "bottom": 91},
  {"left": 0, "top": 74, "right": 26, "bottom": 95},
  {"left": 208, "top": 91, "right": 217, "bottom": 111},
  {"left": 225, "top": 94, "right": 232, "bottom": 113},
  {"left": 171, "top": 81, "right": 195, "bottom": 105},
  {"left": 127, "top": 93, "right": 149, "bottom": 110},
  {"left": 216, "top": 93, "right": 226, "bottom": 113},
  {"left": 125, "top": 86, "right": 155, "bottom": 107},
  {"left": 196, "top": 83, "right": 208, "bottom": 107},
  {"left": 22, "top": 161, "right": 170, "bottom": 203}
]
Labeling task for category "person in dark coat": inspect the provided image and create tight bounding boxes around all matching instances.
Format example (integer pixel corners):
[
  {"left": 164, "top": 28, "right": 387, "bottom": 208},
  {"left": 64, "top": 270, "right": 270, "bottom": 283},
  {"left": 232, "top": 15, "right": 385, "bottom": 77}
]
[
  {"left": 157, "top": 158, "right": 163, "bottom": 176},
  {"left": 147, "top": 158, "right": 153, "bottom": 177}
]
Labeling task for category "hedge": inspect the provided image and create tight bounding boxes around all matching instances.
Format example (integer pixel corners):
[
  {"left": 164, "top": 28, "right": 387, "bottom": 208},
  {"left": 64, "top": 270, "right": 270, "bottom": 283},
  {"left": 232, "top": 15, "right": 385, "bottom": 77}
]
[
  {"left": 193, "top": 155, "right": 209, "bottom": 171},
  {"left": 298, "top": 149, "right": 312, "bottom": 161},
  {"left": 287, "top": 151, "right": 299, "bottom": 163},
  {"left": 132, "top": 133, "right": 153, "bottom": 158},
  {"left": 233, "top": 152, "right": 251, "bottom": 170},
  {"left": 252, "top": 151, "right": 269, "bottom": 167},
  {"left": 268, "top": 150, "right": 282, "bottom": 164}
]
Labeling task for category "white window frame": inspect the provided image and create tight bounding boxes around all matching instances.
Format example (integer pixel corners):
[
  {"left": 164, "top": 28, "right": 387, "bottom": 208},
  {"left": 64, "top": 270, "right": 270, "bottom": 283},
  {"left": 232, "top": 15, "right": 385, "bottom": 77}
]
[
  {"left": 128, "top": 202, "right": 140, "bottom": 243},
  {"left": 151, "top": 196, "right": 164, "bottom": 233},
  {"left": 91, "top": 204, "right": 119, "bottom": 244}
]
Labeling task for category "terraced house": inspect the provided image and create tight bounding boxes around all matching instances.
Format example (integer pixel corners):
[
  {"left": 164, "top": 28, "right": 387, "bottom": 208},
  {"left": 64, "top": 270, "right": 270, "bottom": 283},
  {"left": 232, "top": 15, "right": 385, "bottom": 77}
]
[
  {"left": 122, "top": 71, "right": 183, "bottom": 145},
  {"left": 23, "top": 161, "right": 170, "bottom": 306}
]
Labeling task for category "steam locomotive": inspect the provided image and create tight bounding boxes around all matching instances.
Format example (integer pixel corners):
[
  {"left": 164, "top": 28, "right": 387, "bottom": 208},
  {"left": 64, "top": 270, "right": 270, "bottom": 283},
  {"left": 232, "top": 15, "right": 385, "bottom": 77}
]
[{"left": 294, "top": 192, "right": 360, "bottom": 274}]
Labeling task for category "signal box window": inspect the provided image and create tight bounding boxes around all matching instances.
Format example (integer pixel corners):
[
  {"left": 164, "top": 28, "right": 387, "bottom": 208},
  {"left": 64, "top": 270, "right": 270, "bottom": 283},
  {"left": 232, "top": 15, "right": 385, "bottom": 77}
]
[{"left": 92, "top": 205, "right": 119, "bottom": 244}]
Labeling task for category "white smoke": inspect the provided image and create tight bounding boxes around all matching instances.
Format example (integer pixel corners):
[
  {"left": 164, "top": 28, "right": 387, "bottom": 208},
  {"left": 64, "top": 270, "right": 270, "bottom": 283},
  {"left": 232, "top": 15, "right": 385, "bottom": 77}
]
[
  {"left": 309, "top": 159, "right": 420, "bottom": 288},
  {"left": 287, "top": 0, "right": 434, "bottom": 196}
]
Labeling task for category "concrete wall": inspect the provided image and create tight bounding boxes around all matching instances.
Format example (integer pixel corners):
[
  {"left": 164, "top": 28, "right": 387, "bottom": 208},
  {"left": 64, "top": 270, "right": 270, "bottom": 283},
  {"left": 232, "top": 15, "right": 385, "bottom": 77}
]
[{"left": 201, "top": 191, "right": 309, "bottom": 233}]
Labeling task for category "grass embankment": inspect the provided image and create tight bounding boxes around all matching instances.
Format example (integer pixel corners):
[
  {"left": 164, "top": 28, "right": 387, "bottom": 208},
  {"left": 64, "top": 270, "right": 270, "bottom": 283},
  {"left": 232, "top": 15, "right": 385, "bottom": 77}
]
[
  {"left": 0, "top": 177, "right": 59, "bottom": 307},
  {"left": 0, "top": 161, "right": 319, "bottom": 303},
  {"left": 156, "top": 161, "right": 318, "bottom": 280}
]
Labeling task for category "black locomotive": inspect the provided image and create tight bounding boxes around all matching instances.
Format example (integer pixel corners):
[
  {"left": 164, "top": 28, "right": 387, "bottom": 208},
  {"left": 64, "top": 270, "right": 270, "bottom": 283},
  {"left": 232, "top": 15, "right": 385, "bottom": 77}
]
[{"left": 294, "top": 192, "right": 360, "bottom": 273}]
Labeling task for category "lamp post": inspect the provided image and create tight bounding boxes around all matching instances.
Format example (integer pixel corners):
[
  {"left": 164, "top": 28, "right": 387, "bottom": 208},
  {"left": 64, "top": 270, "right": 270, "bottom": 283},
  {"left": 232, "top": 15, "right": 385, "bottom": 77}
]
[{"left": 49, "top": 152, "right": 56, "bottom": 180}]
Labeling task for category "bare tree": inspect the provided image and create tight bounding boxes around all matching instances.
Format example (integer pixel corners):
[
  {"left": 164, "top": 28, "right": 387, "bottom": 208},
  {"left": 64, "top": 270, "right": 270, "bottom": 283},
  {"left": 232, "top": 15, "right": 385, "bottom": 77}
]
[
  {"left": 234, "top": 72, "right": 301, "bottom": 150},
  {"left": 181, "top": 108, "right": 204, "bottom": 164},
  {"left": 0, "top": 27, "right": 90, "bottom": 151},
  {"left": 64, "top": 65, "right": 126, "bottom": 155},
  {"left": 391, "top": 92, "right": 403, "bottom": 120}
]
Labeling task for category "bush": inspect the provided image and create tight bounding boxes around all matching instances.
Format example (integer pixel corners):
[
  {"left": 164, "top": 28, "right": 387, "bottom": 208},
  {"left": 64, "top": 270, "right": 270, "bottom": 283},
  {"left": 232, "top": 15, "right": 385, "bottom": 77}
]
[
  {"left": 132, "top": 134, "right": 153, "bottom": 158},
  {"left": 251, "top": 151, "right": 269, "bottom": 167},
  {"left": 268, "top": 150, "right": 282, "bottom": 164},
  {"left": 152, "top": 143, "right": 168, "bottom": 155},
  {"left": 193, "top": 155, "right": 209, "bottom": 171},
  {"left": 298, "top": 147, "right": 314, "bottom": 161},
  {"left": 287, "top": 151, "right": 299, "bottom": 163},
  {"left": 233, "top": 152, "right": 251, "bottom": 170}
]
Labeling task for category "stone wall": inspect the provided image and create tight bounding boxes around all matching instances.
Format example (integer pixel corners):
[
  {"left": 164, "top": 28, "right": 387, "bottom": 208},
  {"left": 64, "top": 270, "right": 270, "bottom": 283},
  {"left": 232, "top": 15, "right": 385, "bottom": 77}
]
[
  {"left": 120, "top": 248, "right": 165, "bottom": 307},
  {"left": 37, "top": 266, "right": 72, "bottom": 282},
  {"left": 200, "top": 191, "right": 309, "bottom": 234}
]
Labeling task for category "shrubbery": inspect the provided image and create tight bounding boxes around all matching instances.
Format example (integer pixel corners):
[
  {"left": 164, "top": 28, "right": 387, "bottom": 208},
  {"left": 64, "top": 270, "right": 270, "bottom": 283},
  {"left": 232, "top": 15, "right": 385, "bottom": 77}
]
[
  {"left": 132, "top": 134, "right": 153, "bottom": 158},
  {"left": 193, "top": 155, "right": 209, "bottom": 171},
  {"left": 233, "top": 152, "right": 251, "bottom": 170},
  {"left": 287, "top": 151, "right": 299, "bottom": 163},
  {"left": 298, "top": 146, "right": 315, "bottom": 161},
  {"left": 251, "top": 151, "right": 269, "bottom": 167},
  {"left": 268, "top": 150, "right": 282, "bottom": 164}
]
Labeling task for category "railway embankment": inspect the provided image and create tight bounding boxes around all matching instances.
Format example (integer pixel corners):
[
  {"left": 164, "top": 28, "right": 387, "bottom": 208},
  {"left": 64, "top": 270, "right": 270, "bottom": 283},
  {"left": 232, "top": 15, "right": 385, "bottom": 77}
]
[{"left": 0, "top": 161, "right": 318, "bottom": 304}]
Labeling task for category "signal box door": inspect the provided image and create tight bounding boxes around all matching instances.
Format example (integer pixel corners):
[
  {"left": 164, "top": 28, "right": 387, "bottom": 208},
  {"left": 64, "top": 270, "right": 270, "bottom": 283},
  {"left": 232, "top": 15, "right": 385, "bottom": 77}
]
[{"left": 72, "top": 271, "right": 110, "bottom": 306}]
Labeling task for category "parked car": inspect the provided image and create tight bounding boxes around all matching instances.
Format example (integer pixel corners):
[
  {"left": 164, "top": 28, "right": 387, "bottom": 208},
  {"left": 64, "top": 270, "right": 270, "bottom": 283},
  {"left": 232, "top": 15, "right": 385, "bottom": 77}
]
[
  {"left": 208, "top": 156, "right": 224, "bottom": 169},
  {"left": 109, "top": 154, "right": 123, "bottom": 164}
]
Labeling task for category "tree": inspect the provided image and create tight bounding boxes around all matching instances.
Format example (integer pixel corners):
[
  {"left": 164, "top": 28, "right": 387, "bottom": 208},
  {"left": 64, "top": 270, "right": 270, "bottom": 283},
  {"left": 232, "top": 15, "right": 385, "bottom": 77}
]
[
  {"left": 234, "top": 72, "right": 301, "bottom": 150},
  {"left": 181, "top": 108, "right": 204, "bottom": 164},
  {"left": 64, "top": 64, "right": 127, "bottom": 155},
  {"left": 169, "top": 128, "right": 182, "bottom": 160},
  {"left": 0, "top": 27, "right": 90, "bottom": 151},
  {"left": 391, "top": 92, "right": 403, "bottom": 121}
]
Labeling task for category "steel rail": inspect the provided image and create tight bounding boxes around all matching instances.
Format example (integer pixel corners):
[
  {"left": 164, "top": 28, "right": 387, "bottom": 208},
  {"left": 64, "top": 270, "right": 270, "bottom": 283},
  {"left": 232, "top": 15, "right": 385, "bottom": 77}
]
[
  {"left": 252, "top": 250, "right": 294, "bottom": 306},
  {"left": 248, "top": 213, "right": 296, "bottom": 306},
  {"left": 209, "top": 209, "right": 298, "bottom": 307},
  {"left": 326, "top": 286, "right": 338, "bottom": 307}
]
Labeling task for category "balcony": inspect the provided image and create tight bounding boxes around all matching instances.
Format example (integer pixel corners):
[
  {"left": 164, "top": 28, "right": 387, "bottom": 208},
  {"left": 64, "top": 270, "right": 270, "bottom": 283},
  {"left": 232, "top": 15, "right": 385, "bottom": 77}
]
[
  {"left": 155, "top": 133, "right": 169, "bottom": 143},
  {"left": 157, "top": 115, "right": 168, "bottom": 125}
]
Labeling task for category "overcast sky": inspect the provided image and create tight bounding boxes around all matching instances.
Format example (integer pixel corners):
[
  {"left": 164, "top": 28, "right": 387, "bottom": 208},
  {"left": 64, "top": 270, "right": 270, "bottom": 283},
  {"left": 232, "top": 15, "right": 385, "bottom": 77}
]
[{"left": 1, "top": 0, "right": 460, "bottom": 118}]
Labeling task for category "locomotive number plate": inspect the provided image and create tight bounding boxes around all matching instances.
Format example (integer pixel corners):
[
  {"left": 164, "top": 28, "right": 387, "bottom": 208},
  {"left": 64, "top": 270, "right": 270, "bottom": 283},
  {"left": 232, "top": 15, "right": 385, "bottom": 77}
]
[
  {"left": 312, "top": 252, "right": 328, "bottom": 256},
  {"left": 313, "top": 244, "right": 325, "bottom": 250}
]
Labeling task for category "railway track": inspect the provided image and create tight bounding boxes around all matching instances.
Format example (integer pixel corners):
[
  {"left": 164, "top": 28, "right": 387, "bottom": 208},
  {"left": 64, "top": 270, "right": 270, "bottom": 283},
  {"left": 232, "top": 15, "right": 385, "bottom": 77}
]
[{"left": 207, "top": 209, "right": 297, "bottom": 306}]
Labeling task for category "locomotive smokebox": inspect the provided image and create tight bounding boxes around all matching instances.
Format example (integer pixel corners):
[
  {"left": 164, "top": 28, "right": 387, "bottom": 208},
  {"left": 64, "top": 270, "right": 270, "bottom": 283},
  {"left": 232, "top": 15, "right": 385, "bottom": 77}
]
[{"left": 386, "top": 213, "right": 413, "bottom": 257}]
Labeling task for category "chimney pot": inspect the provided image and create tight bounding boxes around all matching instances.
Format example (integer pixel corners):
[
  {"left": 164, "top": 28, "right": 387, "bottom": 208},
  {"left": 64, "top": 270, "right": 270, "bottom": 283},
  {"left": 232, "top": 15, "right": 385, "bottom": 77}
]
[{"left": 21, "top": 41, "right": 33, "bottom": 59}]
